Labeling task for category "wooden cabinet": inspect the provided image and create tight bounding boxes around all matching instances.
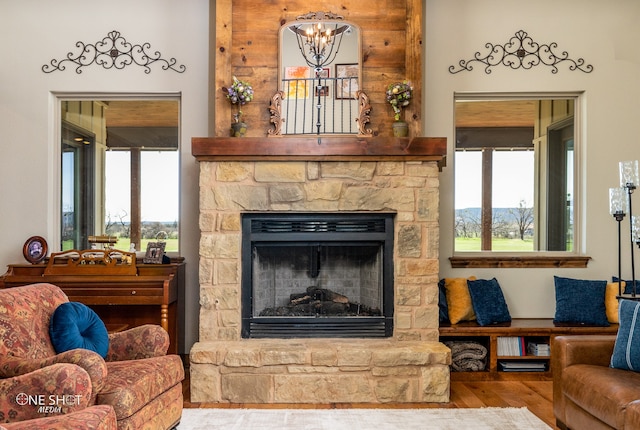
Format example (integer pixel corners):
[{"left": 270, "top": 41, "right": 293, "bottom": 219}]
[
  {"left": 0, "top": 260, "right": 185, "bottom": 355},
  {"left": 439, "top": 319, "right": 619, "bottom": 381}
]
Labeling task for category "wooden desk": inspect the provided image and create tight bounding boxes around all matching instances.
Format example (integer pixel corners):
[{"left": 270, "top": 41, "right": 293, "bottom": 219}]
[{"left": 0, "top": 261, "right": 185, "bottom": 354}]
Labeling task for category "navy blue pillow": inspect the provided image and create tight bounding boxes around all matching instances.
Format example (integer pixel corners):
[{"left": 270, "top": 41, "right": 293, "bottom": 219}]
[
  {"left": 49, "top": 302, "right": 109, "bottom": 358},
  {"left": 467, "top": 278, "right": 511, "bottom": 326},
  {"left": 438, "top": 279, "right": 450, "bottom": 323},
  {"left": 611, "top": 299, "right": 640, "bottom": 370},
  {"left": 612, "top": 276, "right": 638, "bottom": 295},
  {"left": 554, "top": 276, "right": 609, "bottom": 326}
]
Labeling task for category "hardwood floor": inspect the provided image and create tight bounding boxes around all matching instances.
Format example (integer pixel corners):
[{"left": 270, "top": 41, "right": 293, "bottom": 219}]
[
  {"left": 181, "top": 372, "right": 559, "bottom": 429},
  {"left": 449, "top": 380, "right": 558, "bottom": 429}
]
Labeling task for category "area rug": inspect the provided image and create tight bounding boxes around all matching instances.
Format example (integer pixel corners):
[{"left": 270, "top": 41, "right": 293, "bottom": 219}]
[{"left": 176, "top": 407, "right": 552, "bottom": 429}]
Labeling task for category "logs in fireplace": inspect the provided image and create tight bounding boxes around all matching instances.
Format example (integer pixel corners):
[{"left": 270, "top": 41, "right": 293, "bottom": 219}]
[
  {"left": 241, "top": 213, "right": 394, "bottom": 338},
  {"left": 259, "top": 286, "right": 382, "bottom": 317}
]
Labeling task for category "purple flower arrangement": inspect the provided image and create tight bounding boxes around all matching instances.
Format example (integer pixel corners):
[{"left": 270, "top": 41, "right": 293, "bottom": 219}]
[{"left": 223, "top": 76, "right": 254, "bottom": 123}]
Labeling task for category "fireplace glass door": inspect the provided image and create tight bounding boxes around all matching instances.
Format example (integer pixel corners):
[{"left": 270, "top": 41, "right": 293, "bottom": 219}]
[{"left": 241, "top": 213, "right": 394, "bottom": 338}]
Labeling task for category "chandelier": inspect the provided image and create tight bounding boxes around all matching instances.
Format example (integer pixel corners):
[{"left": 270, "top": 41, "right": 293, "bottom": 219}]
[
  {"left": 290, "top": 12, "right": 351, "bottom": 136},
  {"left": 291, "top": 12, "right": 350, "bottom": 73}
]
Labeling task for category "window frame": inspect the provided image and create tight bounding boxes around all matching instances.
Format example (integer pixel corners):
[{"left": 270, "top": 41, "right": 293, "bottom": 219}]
[
  {"left": 450, "top": 91, "right": 588, "bottom": 268},
  {"left": 61, "top": 121, "right": 96, "bottom": 250}
]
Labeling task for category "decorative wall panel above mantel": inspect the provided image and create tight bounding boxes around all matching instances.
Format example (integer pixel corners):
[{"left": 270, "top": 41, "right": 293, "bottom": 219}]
[{"left": 214, "top": 0, "right": 422, "bottom": 138}]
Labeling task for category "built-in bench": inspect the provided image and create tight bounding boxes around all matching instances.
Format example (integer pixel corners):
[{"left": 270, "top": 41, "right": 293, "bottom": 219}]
[{"left": 439, "top": 318, "right": 619, "bottom": 380}]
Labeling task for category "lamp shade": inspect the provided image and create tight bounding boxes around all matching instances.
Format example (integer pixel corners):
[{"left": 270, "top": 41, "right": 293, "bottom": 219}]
[
  {"left": 634, "top": 215, "right": 640, "bottom": 242},
  {"left": 610, "top": 187, "right": 628, "bottom": 215},
  {"left": 620, "top": 160, "right": 640, "bottom": 188}
]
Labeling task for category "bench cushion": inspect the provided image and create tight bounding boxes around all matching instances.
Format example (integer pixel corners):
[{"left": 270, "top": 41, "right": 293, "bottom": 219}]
[
  {"left": 444, "top": 277, "right": 477, "bottom": 324},
  {"left": 553, "top": 276, "right": 609, "bottom": 326},
  {"left": 438, "top": 279, "right": 449, "bottom": 323},
  {"left": 606, "top": 281, "right": 626, "bottom": 323},
  {"left": 467, "top": 278, "right": 511, "bottom": 326}
]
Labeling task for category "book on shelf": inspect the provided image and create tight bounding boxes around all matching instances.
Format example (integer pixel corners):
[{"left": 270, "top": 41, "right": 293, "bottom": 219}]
[
  {"left": 499, "top": 361, "right": 547, "bottom": 372},
  {"left": 497, "top": 337, "right": 551, "bottom": 357},
  {"left": 497, "top": 336, "right": 526, "bottom": 356},
  {"left": 527, "top": 341, "right": 550, "bottom": 357}
]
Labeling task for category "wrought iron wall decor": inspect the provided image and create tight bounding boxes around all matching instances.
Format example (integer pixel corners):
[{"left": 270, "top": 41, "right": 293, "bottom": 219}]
[
  {"left": 42, "top": 30, "right": 186, "bottom": 74},
  {"left": 449, "top": 30, "right": 593, "bottom": 74}
]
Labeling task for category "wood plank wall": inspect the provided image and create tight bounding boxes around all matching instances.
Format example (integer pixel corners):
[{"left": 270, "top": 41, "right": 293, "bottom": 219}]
[{"left": 212, "top": 0, "right": 422, "bottom": 138}]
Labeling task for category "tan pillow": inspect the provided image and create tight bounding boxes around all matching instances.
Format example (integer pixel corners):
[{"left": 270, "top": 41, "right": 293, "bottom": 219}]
[
  {"left": 606, "top": 281, "right": 625, "bottom": 323},
  {"left": 444, "top": 277, "right": 477, "bottom": 324}
]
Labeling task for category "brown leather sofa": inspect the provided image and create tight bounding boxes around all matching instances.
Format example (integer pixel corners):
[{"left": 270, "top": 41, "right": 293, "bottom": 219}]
[{"left": 553, "top": 335, "right": 640, "bottom": 430}]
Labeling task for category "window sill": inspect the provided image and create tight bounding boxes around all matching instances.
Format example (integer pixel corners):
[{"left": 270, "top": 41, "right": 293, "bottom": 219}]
[{"left": 449, "top": 255, "right": 591, "bottom": 269}]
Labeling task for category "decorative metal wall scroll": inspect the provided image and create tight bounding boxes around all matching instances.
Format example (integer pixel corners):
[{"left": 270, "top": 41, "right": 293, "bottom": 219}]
[
  {"left": 42, "top": 30, "right": 186, "bottom": 74},
  {"left": 449, "top": 30, "right": 593, "bottom": 74}
]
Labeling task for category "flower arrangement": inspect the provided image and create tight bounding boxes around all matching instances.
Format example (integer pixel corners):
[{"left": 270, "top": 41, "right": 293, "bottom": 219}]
[
  {"left": 223, "top": 76, "right": 254, "bottom": 123},
  {"left": 386, "top": 81, "right": 413, "bottom": 121}
]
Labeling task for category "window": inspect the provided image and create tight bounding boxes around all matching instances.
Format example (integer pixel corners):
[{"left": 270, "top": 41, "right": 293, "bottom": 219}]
[
  {"left": 454, "top": 94, "right": 579, "bottom": 255},
  {"left": 59, "top": 99, "right": 179, "bottom": 253}
]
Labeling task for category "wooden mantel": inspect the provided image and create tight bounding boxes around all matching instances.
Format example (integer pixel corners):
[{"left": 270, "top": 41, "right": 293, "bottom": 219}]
[{"left": 191, "top": 136, "right": 446, "bottom": 163}]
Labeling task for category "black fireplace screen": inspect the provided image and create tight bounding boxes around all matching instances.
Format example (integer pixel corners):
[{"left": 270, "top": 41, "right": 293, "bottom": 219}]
[{"left": 241, "top": 213, "right": 394, "bottom": 338}]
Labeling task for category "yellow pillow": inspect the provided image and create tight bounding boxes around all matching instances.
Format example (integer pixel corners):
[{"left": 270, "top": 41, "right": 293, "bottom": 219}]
[
  {"left": 606, "top": 281, "right": 625, "bottom": 323},
  {"left": 444, "top": 277, "right": 477, "bottom": 324}
]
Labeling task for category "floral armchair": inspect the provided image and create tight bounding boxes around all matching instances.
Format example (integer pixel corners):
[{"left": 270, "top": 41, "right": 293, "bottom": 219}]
[
  {"left": 0, "top": 362, "right": 116, "bottom": 429},
  {"left": 0, "top": 283, "right": 184, "bottom": 430}
]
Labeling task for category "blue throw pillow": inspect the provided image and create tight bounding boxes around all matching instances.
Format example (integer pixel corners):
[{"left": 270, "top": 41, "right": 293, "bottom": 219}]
[
  {"left": 553, "top": 276, "right": 609, "bottom": 326},
  {"left": 611, "top": 299, "right": 640, "bottom": 371},
  {"left": 612, "top": 276, "right": 639, "bottom": 295},
  {"left": 438, "top": 279, "right": 450, "bottom": 323},
  {"left": 49, "top": 302, "right": 109, "bottom": 358},
  {"left": 467, "top": 278, "right": 511, "bottom": 326}
]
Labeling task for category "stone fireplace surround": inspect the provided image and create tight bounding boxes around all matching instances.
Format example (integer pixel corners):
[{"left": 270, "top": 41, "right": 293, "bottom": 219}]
[{"left": 190, "top": 137, "right": 451, "bottom": 404}]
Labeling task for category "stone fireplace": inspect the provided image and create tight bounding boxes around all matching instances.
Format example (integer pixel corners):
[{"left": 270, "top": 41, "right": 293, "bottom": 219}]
[{"left": 190, "top": 137, "right": 451, "bottom": 404}]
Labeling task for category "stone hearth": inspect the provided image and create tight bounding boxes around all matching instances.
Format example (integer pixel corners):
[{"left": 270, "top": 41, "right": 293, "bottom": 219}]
[{"left": 190, "top": 137, "right": 450, "bottom": 404}]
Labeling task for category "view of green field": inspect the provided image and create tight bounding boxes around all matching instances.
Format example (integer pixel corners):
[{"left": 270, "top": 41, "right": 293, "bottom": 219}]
[
  {"left": 454, "top": 237, "right": 534, "bottom": 252},
  {"left": 115, "top": 238, "right": 179, "bottom": 253}
]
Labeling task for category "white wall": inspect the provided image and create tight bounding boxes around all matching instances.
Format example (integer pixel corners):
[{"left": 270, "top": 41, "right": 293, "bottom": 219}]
[
  {"left": 2, "top": 0, "right": 638, "bottom": 344},
  {"left": 427, "top": 0, "right": 640, "bottom": 317},
  {"left": 0, "top": 0, "right": 209, "bottom": 352}
]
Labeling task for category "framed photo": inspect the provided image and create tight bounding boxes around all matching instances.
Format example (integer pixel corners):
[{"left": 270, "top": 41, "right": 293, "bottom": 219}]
[
  {"left": 313, "top": 68, "right": 331, "bottom": 97},
  {"left": 284, "top": 66, "right": 310, "bottom": 99},
  {"left": 335, "top": 63, "right": 359, "bottom": 99},
  {"left": 315, "top": 85, "right": 330, "bottom": 97},
  {"left": 318, "top": 68, "right": 330, "bottom": 79},
  {"left": 143, "top": 241, "right": 166, "bottom": 264},
  {"left": 23, "top": 236, "right": 48, "bottom": 264}
]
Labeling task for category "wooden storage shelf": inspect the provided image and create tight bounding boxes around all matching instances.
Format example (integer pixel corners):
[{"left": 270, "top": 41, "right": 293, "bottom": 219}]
[{"left": 440, "top": 318, "right": 618, "bottom": 381}]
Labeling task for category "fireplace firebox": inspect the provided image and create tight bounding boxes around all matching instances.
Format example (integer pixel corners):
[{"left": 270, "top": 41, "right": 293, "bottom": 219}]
[{"left": 241, "top": 213, "right": 394, "bottom": 338}]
